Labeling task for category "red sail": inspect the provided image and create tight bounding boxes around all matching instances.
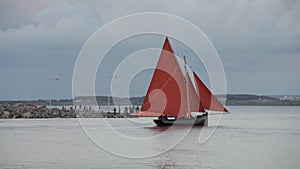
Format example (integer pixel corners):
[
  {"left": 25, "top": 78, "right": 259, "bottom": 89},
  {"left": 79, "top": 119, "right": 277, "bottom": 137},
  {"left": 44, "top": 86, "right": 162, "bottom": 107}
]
[
  {"left": 193, "top": 71, "right": 228, "bottom": 112},
  {"left": 141, "top": 37, "right": 187, "bottom": 118},
  {"left": 186, "top": 72, "right": 205, "bottom": 113}
]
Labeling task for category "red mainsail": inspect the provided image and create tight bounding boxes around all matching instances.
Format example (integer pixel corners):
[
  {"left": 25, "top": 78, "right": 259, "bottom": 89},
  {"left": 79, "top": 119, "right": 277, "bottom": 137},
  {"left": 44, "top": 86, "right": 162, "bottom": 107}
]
[
  {"left": 141, "top": 37, "right": 187, "bottom": 118},
  {"left": 193, "top": 71, "right": 228, "bottom": 112}
]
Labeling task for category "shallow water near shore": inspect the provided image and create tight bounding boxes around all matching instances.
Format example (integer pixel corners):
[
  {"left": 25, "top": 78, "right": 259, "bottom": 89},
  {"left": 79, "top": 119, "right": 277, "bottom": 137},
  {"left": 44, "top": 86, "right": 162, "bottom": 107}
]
[{"left": 0, "top": 106, "right": 300, "bottom": 169}]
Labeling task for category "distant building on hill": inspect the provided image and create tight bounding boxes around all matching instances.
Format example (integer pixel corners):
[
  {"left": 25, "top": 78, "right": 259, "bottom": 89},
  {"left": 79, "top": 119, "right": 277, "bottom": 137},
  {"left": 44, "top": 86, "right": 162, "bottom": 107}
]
[{"left": 280, "top": 96, "right": 300, "bottom": 101}]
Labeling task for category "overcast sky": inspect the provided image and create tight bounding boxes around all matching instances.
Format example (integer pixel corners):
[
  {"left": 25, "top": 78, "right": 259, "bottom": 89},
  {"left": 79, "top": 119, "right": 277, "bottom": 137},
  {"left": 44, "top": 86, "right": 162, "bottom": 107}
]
[{"left": 0, "top": 0, "right": 299, "bottom": 100}]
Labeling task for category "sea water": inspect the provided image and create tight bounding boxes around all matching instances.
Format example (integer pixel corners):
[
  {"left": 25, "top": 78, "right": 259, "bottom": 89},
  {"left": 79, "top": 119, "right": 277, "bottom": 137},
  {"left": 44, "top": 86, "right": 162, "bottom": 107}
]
[{"left": 0, "top": 106, "right": 299, "bottom": 169}]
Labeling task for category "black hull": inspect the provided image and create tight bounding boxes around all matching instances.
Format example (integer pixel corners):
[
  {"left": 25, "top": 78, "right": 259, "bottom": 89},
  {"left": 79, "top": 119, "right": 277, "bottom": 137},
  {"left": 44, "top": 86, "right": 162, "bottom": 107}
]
[{"left": 153, "top": 114, "right": 208, "bottom": 126}]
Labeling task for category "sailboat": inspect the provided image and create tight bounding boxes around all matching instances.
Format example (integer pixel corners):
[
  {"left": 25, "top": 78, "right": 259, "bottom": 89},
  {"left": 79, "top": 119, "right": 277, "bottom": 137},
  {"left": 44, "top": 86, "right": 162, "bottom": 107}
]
[{"left": 140, "top": 37, "right": 229, "bottom": 126}]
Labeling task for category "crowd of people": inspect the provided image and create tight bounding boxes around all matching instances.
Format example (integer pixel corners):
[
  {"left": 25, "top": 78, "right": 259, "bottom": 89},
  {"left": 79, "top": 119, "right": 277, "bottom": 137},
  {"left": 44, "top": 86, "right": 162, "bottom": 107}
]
[{"left": 70, "top": 105, "right": 141, "bottom": 114}]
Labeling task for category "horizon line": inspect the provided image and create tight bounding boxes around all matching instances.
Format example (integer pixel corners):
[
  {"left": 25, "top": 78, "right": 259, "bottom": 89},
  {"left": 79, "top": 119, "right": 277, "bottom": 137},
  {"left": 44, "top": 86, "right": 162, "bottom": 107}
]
[{"left": 1, "top": 93, "right": 300, "bottom": 101}]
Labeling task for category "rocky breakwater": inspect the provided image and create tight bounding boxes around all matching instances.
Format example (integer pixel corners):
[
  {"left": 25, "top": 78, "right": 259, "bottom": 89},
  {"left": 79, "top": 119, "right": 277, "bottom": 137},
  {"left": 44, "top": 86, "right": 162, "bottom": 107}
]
[{"left": 0, "top": 103, "right": 76, "bottom": 119}]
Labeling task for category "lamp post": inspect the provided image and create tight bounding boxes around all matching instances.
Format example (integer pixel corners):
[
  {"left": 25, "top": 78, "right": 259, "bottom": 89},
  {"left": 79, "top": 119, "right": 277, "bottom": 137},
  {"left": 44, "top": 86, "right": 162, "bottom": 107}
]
[
  {"left": 107, "top": 76, "right": 118, "bottom": 113},
  {"left": 49, "top": 73, "right": 62, "bottom": 110}
]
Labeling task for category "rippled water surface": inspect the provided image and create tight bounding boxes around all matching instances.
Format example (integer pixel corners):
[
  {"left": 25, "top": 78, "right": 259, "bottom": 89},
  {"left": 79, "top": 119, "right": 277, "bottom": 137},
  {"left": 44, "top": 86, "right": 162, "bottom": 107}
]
[{"left": 1, "top": 106, "right": 300, "bottom": 169}]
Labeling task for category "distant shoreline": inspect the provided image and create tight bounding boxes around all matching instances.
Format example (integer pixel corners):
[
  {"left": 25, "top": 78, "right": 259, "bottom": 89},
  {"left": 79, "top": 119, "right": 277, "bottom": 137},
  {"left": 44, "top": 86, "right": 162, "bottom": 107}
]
[
  {"left": 1, "top": 94, "right": 300, "bottom": 106},
  {"left": 1, "top": 94, "right": 300, "bottom": 119}
]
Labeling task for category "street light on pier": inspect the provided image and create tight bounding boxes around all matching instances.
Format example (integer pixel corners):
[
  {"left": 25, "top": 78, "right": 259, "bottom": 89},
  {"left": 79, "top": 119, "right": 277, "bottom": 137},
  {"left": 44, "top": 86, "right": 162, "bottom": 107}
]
[
  {"left": 49, "top": 73, "right": 62, "bottom": 110},
  {"left": 107, "top": 76, "right": 118, "bottom": 113}
]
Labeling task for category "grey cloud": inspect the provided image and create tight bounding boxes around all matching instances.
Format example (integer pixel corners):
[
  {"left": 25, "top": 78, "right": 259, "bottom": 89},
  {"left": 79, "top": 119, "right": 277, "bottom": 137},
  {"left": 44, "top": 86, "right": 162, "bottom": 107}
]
[
  {"left": 0, "top": 0, "right": 300, "bottom": 99},
  {"left": 0, "top": 0, "right": 47, "bottom": 30}
]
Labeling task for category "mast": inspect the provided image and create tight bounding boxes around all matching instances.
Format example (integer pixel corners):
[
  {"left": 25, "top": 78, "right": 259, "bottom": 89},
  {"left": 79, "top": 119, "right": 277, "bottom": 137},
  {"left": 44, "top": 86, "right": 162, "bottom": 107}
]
[{"left": 184, "top": 56, "right": 191, "bottom": 117}]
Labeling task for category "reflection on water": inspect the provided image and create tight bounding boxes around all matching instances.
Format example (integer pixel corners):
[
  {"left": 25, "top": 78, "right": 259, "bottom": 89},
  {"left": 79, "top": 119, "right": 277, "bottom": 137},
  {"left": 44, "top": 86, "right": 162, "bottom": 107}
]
[{"left": 0, "top": 106, "right": 300, "bottom": 169}]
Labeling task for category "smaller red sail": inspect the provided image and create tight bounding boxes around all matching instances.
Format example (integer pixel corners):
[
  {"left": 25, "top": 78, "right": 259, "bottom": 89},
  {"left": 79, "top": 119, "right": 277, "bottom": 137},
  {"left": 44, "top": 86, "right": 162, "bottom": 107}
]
[
  {"left": 186, "top": 72, "right": 205, "bottom": 113},
  {"left": 193, "top": 71, "right": 228, "bottom": 112}
]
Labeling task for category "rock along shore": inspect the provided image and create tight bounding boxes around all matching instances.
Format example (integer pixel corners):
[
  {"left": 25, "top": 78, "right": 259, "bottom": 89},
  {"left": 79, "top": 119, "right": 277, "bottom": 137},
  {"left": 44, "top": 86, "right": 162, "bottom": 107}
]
[
  {"left": 0, "top": 103, "right": 76, "bottom": 119},
  {"left": 0, "top": 103, "right": 130, "bottom": 119}
]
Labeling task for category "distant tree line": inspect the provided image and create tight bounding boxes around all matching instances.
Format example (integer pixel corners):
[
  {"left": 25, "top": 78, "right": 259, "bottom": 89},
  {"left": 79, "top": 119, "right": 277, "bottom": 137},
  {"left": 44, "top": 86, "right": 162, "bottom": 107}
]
[{"left": 1, "top": 94, "right": 300, "bottom": 106}]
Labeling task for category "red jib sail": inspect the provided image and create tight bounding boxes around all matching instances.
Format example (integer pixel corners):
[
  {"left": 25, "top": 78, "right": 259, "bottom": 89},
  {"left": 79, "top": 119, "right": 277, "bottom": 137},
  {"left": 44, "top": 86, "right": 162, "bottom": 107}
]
[
  {"left": 141, "top": 37, "right": 188, "bottom": 118},
  {"left": 193, "top": 71, "right": 228, "bottom": 112}
]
